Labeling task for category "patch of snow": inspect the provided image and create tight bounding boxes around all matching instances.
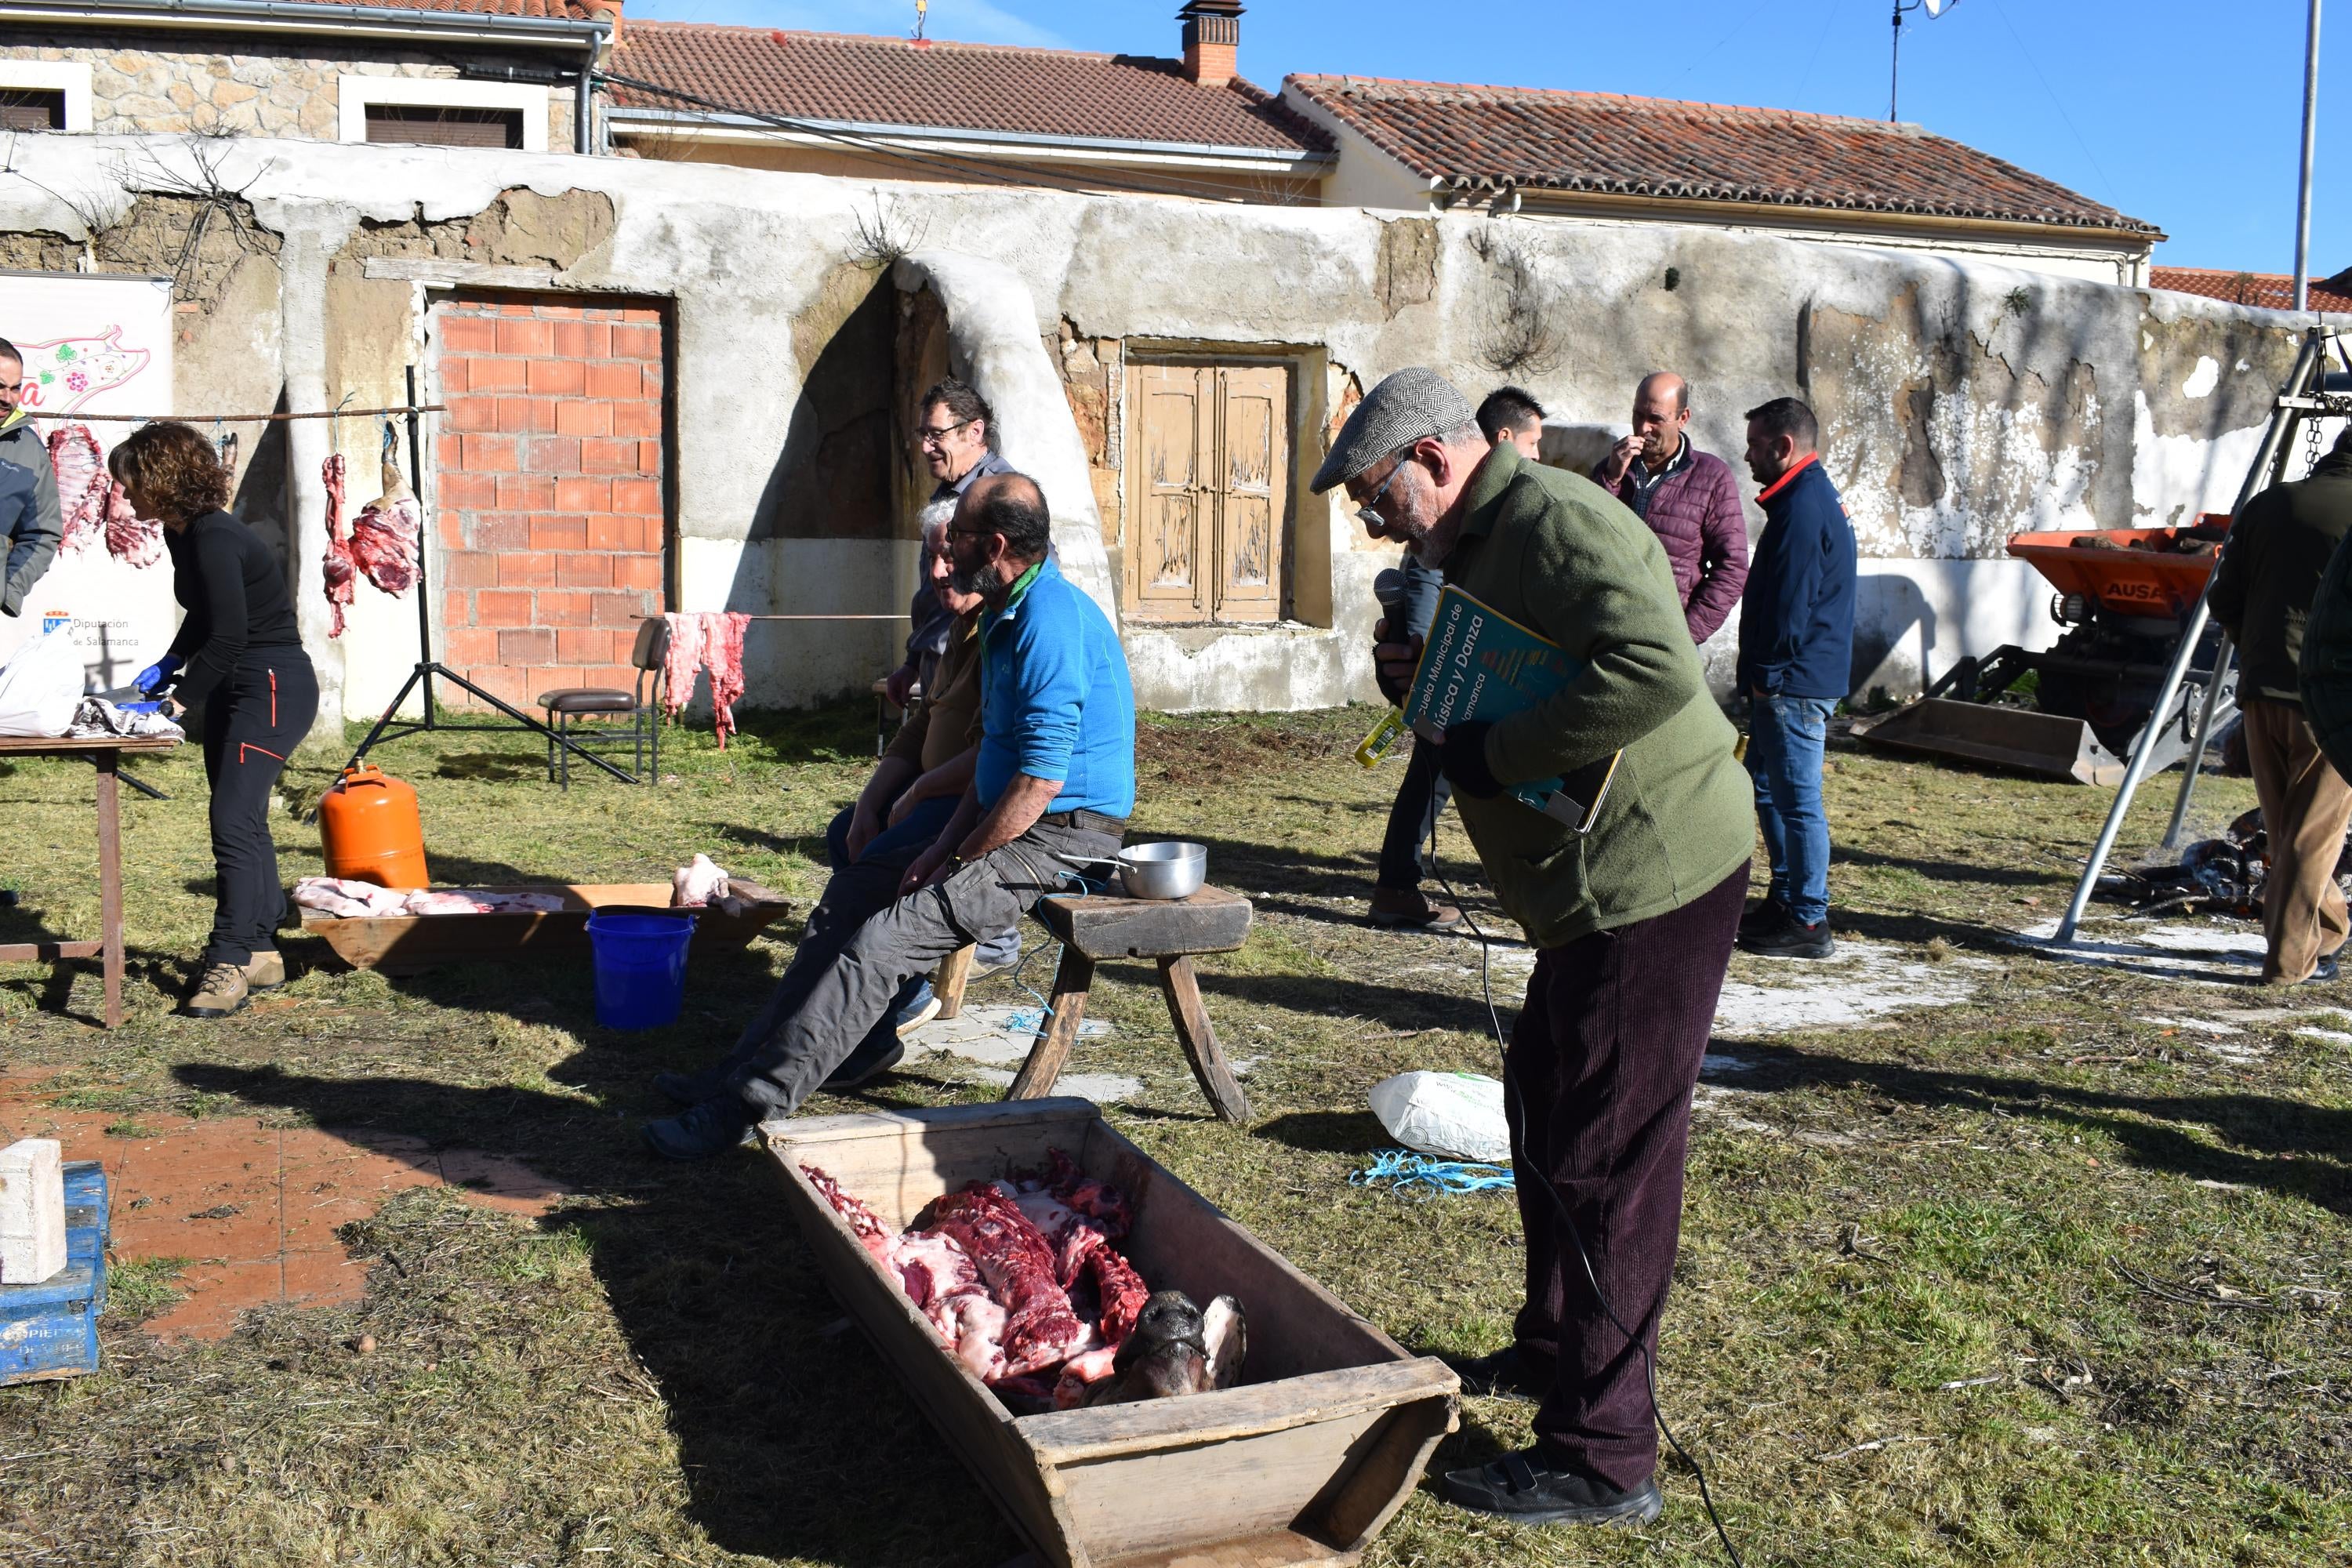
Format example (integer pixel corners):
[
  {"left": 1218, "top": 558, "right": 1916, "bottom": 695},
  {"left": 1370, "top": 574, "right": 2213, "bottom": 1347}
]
[
  {"left": 2134, "top": 1015, "right": 2241, "bottom": 1034},
  {"left": 1701, "top": 1053, "right": 1758, "bottom": 1076},
  {"left": 2012, "top": 917, "right": 2264, "bottom": 986},
  {"left": 964, "top": 1068, "right": 1143, "bottom": 1105},
  {"left": 1714, "top": 941, "right": 1980, "bottom": 1036},
  {"left": 2295, "top": 1027, "right": 2352, "bottom": 1044}
]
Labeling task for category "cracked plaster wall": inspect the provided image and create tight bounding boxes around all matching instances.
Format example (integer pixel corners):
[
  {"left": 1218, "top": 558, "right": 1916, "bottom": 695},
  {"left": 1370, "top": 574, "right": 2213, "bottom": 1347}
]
[{"left": 0, "top": 135, "right": 2303, "bottom": 717}]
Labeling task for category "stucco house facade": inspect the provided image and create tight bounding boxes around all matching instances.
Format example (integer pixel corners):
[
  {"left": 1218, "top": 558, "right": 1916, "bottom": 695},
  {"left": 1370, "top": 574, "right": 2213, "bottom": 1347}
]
[{"left": 0, "top": 0, "right": 2295, "bottom": 737}]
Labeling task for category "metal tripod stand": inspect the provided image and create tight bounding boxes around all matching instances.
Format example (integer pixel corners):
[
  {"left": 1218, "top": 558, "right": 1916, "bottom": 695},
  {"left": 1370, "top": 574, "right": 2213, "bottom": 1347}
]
[{"left": 336, "top": 366, "right": 635, "bottom": 785}]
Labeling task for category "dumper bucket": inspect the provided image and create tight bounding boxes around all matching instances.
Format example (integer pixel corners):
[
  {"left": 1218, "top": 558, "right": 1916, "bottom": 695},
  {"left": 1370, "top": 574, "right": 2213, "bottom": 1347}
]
[{"left": 1854, "top": 700, "right": 2127, "bottom": 786}]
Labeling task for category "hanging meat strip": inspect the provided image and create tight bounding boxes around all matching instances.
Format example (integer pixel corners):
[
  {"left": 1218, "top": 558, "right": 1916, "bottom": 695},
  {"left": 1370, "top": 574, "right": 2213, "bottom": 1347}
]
[
  {"left": 321, "top": 451, "right": 356, "bottom": 638},
  {"left": 659, "top": 611, "right": 751, "bottom": 747},
  {"left": 350, "top": 423, "right": 420, "bottom": 597},
  {"left": 101, "top": 481, "right": 163, "bottom": 568},
  {"left": 45, "top": 423, "right": 107, "bottom": 554}
]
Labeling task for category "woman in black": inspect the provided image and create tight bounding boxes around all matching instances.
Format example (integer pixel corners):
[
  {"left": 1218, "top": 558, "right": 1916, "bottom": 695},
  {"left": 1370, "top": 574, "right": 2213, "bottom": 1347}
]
[{"left": 113, "top": 422, "right": 318, "bottom": 1018}]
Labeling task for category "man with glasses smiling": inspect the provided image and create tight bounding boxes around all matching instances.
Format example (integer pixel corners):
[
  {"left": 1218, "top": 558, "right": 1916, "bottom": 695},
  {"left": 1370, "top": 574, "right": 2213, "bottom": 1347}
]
[
  {"left": 1319, "top": 368, "right": 1751, "bottom": 1530},
  {"left": 883, "top": 379, "right": 1014, "bottom": 710}
]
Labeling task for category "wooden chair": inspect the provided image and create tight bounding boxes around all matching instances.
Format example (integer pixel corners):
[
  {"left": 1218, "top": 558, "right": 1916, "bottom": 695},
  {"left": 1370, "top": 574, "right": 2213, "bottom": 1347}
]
[
  {"left": 539, "top": 617, "right": 666, "bottom": 788},
  {"left": 935, "top": 887, "right": 1254, "bottom": 1123}
]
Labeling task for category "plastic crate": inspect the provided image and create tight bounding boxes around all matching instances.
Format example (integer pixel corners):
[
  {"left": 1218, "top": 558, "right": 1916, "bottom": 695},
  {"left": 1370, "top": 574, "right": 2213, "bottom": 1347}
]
[{"left": 2, "top": 1160, "right": 107, "bottom": 1385}]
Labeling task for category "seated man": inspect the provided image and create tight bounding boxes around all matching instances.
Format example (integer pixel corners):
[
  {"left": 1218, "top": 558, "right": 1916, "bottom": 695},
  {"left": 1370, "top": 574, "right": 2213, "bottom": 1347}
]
[
  {"left": 645, "top": 471, "right": 1136, "bottom": 1158},
  {"left": 651, "top": 503, "right": 1014, "bottom": 1106}
]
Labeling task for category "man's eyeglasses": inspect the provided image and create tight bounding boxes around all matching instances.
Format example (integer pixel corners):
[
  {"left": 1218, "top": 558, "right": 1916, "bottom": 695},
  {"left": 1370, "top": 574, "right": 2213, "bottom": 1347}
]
[
  {"left": 915, "top": 417, "right": 978, "bottom": 450},
  {"left": 1353, "top": 452, "right": 1412, "bottom": 528}
]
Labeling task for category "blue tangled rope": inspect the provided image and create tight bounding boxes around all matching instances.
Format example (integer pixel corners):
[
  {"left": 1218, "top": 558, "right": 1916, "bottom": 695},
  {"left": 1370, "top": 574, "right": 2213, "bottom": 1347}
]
[{"left": 1348, "top": 1149, "right": 1516, "bottom": 1196}]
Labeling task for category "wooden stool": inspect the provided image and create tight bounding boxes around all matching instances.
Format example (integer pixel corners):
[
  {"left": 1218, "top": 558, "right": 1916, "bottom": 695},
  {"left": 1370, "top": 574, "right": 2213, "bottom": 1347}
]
[{"left": 950, "top": 886, "right": 1254, "bottom": 1123}]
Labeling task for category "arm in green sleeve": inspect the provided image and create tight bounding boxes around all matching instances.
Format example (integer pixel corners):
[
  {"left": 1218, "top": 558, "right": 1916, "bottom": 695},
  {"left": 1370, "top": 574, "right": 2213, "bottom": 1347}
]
[{"left": 1482, "top": 514, "right": 1704, "bottom": 786}]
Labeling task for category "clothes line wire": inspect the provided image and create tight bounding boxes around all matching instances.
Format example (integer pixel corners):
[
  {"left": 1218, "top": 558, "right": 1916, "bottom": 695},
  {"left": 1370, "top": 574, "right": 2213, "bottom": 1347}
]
[
  {"left": 14, "top": 405, "right": 445, "bottom": 423},
  {"left": 639, "top": 613, "right": 911, "bottom": 621}
]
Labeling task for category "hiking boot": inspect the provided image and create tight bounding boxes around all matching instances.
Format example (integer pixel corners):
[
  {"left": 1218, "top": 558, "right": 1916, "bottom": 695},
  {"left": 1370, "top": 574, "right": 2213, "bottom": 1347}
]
[
  {"left": 183, "top": 961, "right": 249, "bottom": 1019},
  {"left": 243, "top": 949, "right": 286, "bottom": 990},
  {"left": 1740, "top": 913, "right": 1835, "bottom": 960},
  {"left": 1737, "top": 898, "right": 1790, "bottom": 941},
  {"left": 1368, "top": 886, "right": 1463, "bottom": 931},
  {"left": 1439, "top": 1450, "right": 1663, "bottom": 1527},
  {"left": 641, "top": 1096, "right": 760, "bottom": 1160},
  {"left": 1440, "top": 1344, "right": 1553, "bottom": 1402}
]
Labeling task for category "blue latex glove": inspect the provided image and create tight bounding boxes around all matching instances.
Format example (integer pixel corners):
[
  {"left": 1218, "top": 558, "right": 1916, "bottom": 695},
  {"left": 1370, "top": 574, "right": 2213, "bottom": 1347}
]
[{"left": 132, "top": 655, "right": 181, "bottom": 695}]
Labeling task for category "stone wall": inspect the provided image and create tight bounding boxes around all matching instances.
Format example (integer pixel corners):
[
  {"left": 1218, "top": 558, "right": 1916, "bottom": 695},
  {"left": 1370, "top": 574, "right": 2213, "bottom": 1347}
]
[{"left": 0, "top": 31, "right": 572, "bottom": 146}]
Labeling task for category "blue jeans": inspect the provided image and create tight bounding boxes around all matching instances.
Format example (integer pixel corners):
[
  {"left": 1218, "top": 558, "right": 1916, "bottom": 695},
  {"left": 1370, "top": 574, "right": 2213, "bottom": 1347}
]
[{"left": 1746, "top": 695, "right": 1835, "bottom": 925}]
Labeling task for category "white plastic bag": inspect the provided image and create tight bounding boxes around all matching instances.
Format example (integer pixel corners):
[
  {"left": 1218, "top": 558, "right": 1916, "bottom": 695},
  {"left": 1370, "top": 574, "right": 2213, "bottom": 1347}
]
[
  {"left": 1369, "top": 1071, "right": 1512, "bottom": 1165},
  {"left": 0, "top": 626, "right": 84, "bottom": 738}
]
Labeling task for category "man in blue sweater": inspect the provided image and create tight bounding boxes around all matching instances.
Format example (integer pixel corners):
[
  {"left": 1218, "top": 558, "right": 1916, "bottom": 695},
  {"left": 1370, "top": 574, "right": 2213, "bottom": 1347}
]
[
  {"left": 1735, "top": 397, "right": 1855, "bottom": 960},
  {"left": 645, "top": 471, "right": 1136, "bottom": 1158}
]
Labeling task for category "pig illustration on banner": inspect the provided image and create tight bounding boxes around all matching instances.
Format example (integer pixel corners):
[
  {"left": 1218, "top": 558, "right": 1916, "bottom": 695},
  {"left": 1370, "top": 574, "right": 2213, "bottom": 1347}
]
[{"left": 14, "top": 328, "right": 154, "bottom": 416}]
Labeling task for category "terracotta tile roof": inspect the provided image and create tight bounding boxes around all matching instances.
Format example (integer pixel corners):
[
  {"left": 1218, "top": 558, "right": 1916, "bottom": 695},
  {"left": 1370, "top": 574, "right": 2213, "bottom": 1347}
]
[
  {"left": 251, "top": 0, "right": 601, "bottom": 20},
  {"left": 606, "top": 24, "right": 1331, "bottom": 158},
  {"left": 2151, "top": 266, "right": 2352, "bottom": 314},
  {"left": 1287, "top": 75, "right": 2159, "bottom": 237}
]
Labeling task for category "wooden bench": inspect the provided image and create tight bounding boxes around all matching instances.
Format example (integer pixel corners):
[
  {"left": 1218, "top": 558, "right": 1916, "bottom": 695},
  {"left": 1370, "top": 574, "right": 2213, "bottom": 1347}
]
[{"left": 933, "top": 887, "right": 1254, "bottom": 1123}]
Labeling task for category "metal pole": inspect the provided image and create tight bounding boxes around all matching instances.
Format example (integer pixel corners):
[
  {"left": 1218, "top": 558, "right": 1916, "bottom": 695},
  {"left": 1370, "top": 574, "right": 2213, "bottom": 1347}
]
[
  {"left": 2160, "top": 638, "right": 2233, "bottom": 849},
  {"left": 2055, "top": 332, "right": 2324, "bottom": 943},
  {"left": 405, "top": 363, "right": 434, "bottom": 729},
  {"left": 1890, "top": 0, "right": 1903, "bottom": 122},
  {"left": 2294, "top": 0, "right": 2322, "bottom": 312}
]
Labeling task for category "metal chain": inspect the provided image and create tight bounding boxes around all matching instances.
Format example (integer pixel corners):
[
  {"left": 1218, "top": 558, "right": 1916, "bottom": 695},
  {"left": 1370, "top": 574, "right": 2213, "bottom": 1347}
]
[{"left": 2307, "top": 407, "right": 2324, "bottom": 478}]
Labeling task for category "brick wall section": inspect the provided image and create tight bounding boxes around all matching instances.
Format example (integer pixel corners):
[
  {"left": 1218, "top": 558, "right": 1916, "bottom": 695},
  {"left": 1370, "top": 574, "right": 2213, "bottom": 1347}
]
[{"left": 433, "top": 296, "right": 666, "bottom": 711}]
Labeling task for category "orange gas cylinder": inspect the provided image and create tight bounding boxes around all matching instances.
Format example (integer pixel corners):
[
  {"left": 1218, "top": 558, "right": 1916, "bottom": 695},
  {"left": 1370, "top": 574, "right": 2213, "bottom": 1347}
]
[{"left": 318, "top": 763, "right": 430, "bottom": 890}]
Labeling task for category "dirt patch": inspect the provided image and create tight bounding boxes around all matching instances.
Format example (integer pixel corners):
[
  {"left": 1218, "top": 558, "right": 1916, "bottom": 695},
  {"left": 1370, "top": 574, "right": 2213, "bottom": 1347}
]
[{"left": 1135, "top": 715, "right": 1341, "bottom": 786}]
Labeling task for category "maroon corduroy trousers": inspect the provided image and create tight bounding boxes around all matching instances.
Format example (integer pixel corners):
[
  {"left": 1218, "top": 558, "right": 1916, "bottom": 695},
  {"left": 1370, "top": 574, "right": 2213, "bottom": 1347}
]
[{"left": 1506, "top": 864, "right": 1747, "bottom": 1489}]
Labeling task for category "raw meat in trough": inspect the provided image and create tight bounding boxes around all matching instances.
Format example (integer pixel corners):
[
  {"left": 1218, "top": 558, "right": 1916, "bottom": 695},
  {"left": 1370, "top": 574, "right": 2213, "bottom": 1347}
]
[{"left": 931, "top": 1181, "right": 1091, "bottom": 1377}]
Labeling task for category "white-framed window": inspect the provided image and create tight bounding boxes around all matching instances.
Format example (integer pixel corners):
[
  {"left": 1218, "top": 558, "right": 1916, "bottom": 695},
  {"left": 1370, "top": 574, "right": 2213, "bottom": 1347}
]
[
  {"left": 0, "top": 60, "right": 93, "bottom": 132},
  {"left": 337, "top": 76, "right": 549, "bottom": 154}
]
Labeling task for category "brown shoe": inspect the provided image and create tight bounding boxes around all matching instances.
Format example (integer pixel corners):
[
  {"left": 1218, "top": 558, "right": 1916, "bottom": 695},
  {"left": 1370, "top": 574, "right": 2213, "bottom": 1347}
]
[
  {"left": 244, "top": 949, "right": 286, "bottom": 990},
  {"left": 1368, "top": 886, "right": 1462, "bottom": 931},
  {"left": 183, "top": 960, "right": 249, "bottom": 1019}
]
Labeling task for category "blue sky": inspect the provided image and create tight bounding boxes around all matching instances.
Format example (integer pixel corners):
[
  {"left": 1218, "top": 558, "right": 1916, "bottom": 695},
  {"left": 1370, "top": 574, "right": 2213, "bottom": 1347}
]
[{"left": 627, "top": 0, "right": 2341, "bottom": 278}]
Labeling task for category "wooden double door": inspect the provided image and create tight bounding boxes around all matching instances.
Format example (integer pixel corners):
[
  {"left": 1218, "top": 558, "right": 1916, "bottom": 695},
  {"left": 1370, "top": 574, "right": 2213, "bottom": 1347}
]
[{"left": 1125, "top": 360, "right": 1290, "bottom": 623}]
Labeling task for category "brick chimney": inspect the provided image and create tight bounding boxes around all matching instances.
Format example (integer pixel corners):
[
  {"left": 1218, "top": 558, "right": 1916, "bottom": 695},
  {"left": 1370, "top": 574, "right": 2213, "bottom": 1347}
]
[{"left": 1178, "top": 0, "right": 1242, "bottom": 89}]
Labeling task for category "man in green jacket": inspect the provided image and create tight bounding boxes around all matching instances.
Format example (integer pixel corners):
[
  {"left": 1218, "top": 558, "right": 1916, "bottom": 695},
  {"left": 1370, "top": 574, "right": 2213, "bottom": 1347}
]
[
  {"left": 2210, "top": 424, "right": 2352, "bottom": 985},
  {"left": 1318, "top": 368, "right": 1752, "bottom": 1529}
]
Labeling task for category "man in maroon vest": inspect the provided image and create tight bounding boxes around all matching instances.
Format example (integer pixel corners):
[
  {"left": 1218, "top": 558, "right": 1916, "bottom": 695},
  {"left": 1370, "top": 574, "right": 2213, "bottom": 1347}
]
[{"left": 1594, "top": 372, "right": 1748, "bottom": 644}]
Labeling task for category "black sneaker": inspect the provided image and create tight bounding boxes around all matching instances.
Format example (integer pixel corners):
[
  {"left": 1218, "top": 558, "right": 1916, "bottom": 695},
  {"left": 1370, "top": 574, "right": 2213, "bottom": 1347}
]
[
  {"left": 1737, "top": 898, "right": 1790, "bottom": 941},
  {"left": 2299, "top": 953, "right": 2339, "bottom": 985},
  {"left": 1439, "top": 1345, "right": 1553, "bottom": 1402},
  {"left": 1740, "top": 913, "right": 1835, "bottom": 960},
  {"left": 1438, "top": 1450, "right": 1663, "bottom": 1527},
  {"left": 653, "top": 1068, "right": 728, "bottom": 1108},
  {"left": 641, "top": 1096, "right": 760, "bottom": 1160}
]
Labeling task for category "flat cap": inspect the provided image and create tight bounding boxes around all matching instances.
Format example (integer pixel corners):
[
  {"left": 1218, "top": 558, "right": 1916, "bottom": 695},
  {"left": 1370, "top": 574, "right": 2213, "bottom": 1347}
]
[{"left": 1309, "top": 367, "right": 1475, "bottom": 494}]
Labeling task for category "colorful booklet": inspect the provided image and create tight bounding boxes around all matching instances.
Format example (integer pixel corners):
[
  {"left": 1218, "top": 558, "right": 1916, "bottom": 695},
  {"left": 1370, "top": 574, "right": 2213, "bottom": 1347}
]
[{"left": 1378, "top": 585, "right": 1621, "bottom": 832}]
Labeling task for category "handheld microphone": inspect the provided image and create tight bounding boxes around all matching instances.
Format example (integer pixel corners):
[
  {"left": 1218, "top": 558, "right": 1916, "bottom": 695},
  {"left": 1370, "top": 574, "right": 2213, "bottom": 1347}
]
[{"left": 1372, "top": 568, "right": 1409, "bottom": 641}]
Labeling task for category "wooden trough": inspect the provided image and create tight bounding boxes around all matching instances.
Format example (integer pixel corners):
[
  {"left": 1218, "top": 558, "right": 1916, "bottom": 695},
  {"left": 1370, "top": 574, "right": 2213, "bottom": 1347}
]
[
  {"left": 299, "top": 881, "right": 789, "bottom": 975},
  {"left": 768, "top": 1099, "right": 1459, "bottom": 1568}
]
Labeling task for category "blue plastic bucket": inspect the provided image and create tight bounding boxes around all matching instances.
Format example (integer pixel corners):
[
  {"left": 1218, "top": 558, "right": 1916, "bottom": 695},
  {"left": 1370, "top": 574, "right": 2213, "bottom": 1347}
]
[{"left": 587, "top": 911, "right": 697, "bottom": 1030}]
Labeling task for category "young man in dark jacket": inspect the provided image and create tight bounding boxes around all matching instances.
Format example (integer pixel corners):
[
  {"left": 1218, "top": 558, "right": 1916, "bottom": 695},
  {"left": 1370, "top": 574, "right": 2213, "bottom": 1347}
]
[
  {"left": 0, "top": 338, "right": 64, "bottom": 619},
  {"left": 1734, "top": 397, "right": 1855, "bottom": 959},
  {"left": 1330, "top": 368, "right": 1752, "bottom": 1530},
  {"left": 2209, "top": 425, "right": 2352, "bottom": 985},
  {"left": 1594, "top": 372, "right": 1749, "bottom": 644}
]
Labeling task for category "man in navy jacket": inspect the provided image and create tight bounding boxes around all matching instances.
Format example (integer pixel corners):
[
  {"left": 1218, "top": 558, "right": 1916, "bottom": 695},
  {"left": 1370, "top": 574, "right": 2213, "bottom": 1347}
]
[{"left": 1734, "top": 397, "right": 1855, "bottom": 959}]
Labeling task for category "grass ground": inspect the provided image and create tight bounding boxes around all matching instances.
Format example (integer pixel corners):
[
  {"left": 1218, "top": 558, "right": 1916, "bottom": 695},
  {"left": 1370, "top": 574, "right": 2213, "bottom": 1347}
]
[{"left": 0, "top": 703, "right": 2346, "bottom": 1566}]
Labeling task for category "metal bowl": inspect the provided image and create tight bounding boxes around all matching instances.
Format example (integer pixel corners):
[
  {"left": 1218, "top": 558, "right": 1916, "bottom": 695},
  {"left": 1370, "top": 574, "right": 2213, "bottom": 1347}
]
[{"left": 1115, "top": 840, "right": 1207, "bottom": 901}]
